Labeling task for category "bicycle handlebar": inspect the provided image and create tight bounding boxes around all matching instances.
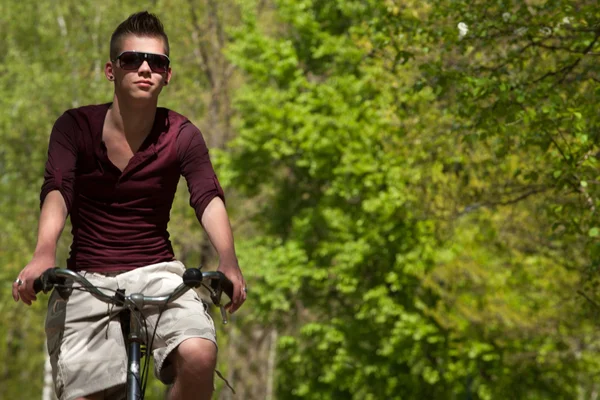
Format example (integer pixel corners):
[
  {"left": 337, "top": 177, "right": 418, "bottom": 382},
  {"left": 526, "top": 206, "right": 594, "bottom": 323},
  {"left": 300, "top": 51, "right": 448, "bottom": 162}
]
[{"left": 33, "top": 267, "right": 235, "bottom": 322}]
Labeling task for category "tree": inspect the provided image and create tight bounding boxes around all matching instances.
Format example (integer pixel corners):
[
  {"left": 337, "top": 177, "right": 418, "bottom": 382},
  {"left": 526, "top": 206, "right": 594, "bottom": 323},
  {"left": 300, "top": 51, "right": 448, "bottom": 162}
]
[{"left": 223, "top": 0, "right": 600, "bottom": 398}]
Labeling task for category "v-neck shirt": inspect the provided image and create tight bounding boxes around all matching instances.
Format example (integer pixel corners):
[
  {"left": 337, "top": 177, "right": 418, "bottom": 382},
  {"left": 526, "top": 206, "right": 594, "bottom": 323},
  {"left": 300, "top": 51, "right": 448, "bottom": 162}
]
[{"left": 40, "top": 103, "right": 225, "bottom": 272}]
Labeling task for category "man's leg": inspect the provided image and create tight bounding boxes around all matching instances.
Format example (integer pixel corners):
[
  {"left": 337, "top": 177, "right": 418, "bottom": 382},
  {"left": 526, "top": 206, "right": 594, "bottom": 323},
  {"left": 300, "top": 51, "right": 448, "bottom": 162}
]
[
  {"left": 143, "top": 262, "right": 219, "bottom": 398},
  {"left": 46, "top": 274, "right": 128, "bottom": 400},
  {"left": 169, "top": 338, "right": 217, "bottom": 400}
]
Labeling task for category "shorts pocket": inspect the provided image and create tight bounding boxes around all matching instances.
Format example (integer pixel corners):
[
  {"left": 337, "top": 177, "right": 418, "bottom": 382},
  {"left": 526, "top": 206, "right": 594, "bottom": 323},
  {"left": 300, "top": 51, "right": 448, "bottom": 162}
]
[{"left": 45, "top": 290, "right": 67, "bottom": 356}]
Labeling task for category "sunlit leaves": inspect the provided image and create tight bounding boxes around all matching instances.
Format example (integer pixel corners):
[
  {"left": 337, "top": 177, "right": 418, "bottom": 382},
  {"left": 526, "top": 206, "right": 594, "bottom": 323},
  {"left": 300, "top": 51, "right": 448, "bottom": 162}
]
[{"left": 224, "top": 0, "right": 600, "bottom": 399}]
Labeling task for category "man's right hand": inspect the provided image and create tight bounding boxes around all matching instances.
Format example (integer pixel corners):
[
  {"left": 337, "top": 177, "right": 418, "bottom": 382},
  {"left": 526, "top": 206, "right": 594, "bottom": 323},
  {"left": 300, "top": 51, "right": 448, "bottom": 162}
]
[{"left": 12, "top": 256, "right": 55, "bottom": 305}]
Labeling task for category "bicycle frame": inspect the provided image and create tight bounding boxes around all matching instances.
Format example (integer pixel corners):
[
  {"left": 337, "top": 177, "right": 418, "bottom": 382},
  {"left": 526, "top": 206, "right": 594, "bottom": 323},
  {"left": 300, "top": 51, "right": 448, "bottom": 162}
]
[
  {"left": 125, "top": 307, "right": 143, "bottom": 400},
  {"left": 121, "top": 294, "right": 167, "bottom": 400}
]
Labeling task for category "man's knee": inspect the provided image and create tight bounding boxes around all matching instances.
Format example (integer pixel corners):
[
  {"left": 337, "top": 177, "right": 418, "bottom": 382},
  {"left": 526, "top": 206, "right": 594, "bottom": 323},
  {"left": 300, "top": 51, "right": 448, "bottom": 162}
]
[{"left": 171, "top": 338, "right": 217, "bottom": 377}]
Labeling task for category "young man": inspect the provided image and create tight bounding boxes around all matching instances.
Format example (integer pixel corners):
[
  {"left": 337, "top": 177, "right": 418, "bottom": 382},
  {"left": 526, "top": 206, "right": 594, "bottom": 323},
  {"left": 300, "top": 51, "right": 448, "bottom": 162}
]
[{"left": 11, "top": 11, "right": 245, "bottom": 400}]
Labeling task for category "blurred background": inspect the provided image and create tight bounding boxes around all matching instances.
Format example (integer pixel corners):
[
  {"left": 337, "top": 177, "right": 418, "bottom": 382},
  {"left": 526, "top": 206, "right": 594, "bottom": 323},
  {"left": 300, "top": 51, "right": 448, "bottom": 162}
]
[{"left": 1, "top": 0, "right": 600, "bottom": 399}]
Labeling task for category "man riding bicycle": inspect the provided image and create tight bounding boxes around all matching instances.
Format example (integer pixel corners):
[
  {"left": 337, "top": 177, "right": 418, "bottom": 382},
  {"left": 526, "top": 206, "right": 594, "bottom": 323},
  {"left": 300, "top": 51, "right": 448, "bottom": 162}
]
[{"left": 11, "top": 11, "right": 246, "bottom": 400}]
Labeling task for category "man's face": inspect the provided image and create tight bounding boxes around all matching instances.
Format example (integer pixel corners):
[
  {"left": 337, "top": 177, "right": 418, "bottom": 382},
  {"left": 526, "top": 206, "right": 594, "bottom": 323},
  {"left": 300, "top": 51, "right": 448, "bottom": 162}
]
[{"left": 108, "top": 35, "right": 172, "bottom": 102}]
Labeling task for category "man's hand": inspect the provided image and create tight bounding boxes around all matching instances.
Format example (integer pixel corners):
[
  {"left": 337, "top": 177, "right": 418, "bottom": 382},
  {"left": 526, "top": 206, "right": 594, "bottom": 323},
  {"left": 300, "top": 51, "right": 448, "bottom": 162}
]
[
  {"left": 12, "top": 255, "right": 55, "bottom": 305},
  {"left": 217, "top": 262, "right": 246, "bottom": 313}
]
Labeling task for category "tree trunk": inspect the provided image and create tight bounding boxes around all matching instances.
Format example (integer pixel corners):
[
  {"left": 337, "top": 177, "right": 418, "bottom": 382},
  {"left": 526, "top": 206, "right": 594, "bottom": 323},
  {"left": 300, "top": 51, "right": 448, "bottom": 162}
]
[
  {"left": 265, "top": 329, "right": 278, "bottom": 400},
  {"left": 42, "top": 343, "right": 56, "bottom": 400}
]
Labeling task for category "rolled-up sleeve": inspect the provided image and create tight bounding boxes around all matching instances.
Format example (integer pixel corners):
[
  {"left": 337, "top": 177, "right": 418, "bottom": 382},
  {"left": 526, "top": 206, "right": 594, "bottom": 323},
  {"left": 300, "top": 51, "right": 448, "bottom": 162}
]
[
  {"left": 40, "top": 113, "right": 78, "bottom": 211},
  {"left": 177, "top": 122, "right": 225, "bottom": 222}
]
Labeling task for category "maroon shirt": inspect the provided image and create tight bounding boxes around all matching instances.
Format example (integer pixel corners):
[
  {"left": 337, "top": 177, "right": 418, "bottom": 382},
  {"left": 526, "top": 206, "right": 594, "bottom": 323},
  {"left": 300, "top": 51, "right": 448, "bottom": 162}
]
[{"left": 41, "top": 103, "right": 225, "bottom": 272}]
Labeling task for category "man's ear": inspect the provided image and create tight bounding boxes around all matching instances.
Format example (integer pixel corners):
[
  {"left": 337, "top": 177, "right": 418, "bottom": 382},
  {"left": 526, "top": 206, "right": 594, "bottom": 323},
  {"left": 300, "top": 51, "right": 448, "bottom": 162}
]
[
  {"left": 164, "top": 67, "right": 172, "bottom": 86},
  {"left": 105, "top": 61, "right": 115, "bottom": 81}
]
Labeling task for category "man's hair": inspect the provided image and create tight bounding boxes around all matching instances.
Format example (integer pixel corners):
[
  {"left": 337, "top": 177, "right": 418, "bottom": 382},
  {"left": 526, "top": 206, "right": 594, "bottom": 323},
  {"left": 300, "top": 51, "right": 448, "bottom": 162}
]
[{"left": 110, "top": 11, "right": 170, "bottom": 60}]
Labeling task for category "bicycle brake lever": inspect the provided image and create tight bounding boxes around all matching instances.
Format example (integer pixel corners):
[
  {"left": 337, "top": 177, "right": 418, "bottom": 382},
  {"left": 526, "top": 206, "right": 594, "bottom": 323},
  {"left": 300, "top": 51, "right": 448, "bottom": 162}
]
[
  {"left": 220, "top": 305, "right": 228, "bottom": 325},
  {"left": 208, "top": 286, "right": 229, "bottom": 324},
  {"left": 209, "top": 289, "right": 222, "bottom": 306}
]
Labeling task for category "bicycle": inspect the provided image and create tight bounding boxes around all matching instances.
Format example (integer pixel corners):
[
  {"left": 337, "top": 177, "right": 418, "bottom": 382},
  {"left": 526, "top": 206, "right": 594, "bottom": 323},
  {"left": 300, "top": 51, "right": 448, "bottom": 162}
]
[{"left": 34, "top": 266, "right": 234, "bottom": 400}]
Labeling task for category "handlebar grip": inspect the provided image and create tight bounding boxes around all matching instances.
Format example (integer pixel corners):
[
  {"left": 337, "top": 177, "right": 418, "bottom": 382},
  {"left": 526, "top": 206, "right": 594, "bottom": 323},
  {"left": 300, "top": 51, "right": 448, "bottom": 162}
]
[
  {"left": 211, "top": 271, "right": 234, "bottom": 300},
  {"left": 33, "top": 268, "right": 64, "bottom": 294},
  {"left": 33, "top": 278, "right": 44, "bottom": 294},
  {"left": 184, "top": 268, "right": 234, "bottom": 300}
]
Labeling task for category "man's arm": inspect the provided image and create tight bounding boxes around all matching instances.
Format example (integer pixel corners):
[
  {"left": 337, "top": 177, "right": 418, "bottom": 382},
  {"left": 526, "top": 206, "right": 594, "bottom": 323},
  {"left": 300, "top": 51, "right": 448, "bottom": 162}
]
[
  {"left": 14, "top": 112, "right": 78, "bottom": 305},
  {"left": 12, "top": 190, "right": 68, "bottom": 305},
  {"left": 177, "top": 122, "right": 246, "bottom": 313},
  {"left": 201, "top": 197, "right": 246, "bottom": 313}
]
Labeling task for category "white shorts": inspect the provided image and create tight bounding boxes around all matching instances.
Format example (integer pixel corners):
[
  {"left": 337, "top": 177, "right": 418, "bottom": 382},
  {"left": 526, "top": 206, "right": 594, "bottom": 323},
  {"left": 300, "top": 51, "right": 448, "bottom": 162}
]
[{"left": 44, "top": 261, "right": 216, "bottom": 400}]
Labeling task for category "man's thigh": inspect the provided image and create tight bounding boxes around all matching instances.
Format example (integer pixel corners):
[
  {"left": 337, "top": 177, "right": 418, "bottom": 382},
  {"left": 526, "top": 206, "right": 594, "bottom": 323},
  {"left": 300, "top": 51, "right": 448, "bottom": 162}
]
[
  {"left": 45, "top": 274, "right": 128, "bottom": 400},
  {"left": 132, "top": 262, "right": 217, "bottom": 383}
]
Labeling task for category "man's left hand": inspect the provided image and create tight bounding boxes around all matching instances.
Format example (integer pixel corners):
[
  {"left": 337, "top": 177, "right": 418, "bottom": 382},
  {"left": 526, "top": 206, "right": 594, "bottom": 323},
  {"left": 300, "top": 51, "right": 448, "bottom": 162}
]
[{"left": 217, "top": 262, "right": 246, "bottom": 313}]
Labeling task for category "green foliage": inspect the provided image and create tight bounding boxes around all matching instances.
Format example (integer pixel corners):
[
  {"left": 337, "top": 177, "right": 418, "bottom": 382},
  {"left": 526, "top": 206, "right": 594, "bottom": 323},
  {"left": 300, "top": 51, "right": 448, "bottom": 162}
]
[{"left": 223, "top": 0, "right": 600, "bottom": 398}]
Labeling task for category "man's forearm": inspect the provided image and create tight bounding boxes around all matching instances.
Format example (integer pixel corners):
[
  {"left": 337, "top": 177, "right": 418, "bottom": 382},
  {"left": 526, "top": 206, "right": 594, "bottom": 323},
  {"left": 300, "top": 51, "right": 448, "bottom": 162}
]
[
  {"left": 34, "top": 190, "right": 68, "bottom": 259},
  {"left": 200, "top": 196, "right": 246, "bottom": 312},
  {"left": 200, "top": 197, "right": 238, "bottom": 265}
]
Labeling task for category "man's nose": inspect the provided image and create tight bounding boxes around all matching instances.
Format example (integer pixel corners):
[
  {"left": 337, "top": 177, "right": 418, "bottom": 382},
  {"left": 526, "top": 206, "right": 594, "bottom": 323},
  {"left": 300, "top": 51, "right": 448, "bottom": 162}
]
[{"left": 138, "top": 60, "right": 152, "bottom": 73}]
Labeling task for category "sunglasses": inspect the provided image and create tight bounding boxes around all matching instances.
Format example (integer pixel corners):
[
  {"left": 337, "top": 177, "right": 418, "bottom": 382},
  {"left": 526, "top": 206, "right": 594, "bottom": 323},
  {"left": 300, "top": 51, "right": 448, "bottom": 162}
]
[{"left": 113, "top": 51, "right": 170, "bottom": 73}]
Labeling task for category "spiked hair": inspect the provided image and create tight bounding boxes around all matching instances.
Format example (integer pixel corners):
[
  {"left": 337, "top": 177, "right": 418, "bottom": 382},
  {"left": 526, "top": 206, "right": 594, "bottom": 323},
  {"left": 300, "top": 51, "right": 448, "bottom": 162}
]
[{"left": 110, "top": 11, "right": 170, "bottom": 60}]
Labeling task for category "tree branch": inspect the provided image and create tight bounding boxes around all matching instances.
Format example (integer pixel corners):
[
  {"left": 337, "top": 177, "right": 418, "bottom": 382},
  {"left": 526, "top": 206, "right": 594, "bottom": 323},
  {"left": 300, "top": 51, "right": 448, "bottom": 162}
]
[{"left": 577, "top": 290, "right": 600, "bottom": 310}]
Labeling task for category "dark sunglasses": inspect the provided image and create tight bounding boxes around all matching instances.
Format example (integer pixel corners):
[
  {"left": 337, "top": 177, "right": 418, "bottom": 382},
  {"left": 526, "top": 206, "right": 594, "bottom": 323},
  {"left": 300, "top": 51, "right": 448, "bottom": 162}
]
[{"left": 113, "top": 51, "right": 170, "bottom": 73}]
